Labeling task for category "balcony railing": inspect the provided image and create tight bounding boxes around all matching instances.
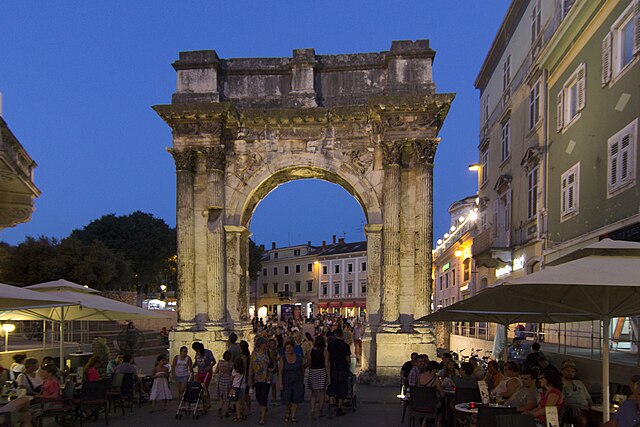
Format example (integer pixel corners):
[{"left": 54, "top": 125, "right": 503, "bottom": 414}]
[{"left": 278, "top": 291, "right": 293, "bottom": 299}]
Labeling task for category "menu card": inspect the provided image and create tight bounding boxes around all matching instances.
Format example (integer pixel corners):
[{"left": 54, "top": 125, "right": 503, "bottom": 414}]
[
  {"left": 478, "top": 380, "right": 490, "bottom": 404},
  {"left": 545, "top": 406, "right": 560, "bottom": 427}
]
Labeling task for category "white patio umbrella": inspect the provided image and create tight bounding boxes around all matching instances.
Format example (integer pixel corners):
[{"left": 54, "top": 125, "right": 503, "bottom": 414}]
[
  {"left": 0, "top": 282, "right": 74, "bottom": 310},
  {"left": 0, "top": 279, "right": 170, "bottom": 364},
  {"left": 418, "top": 239, "right": 640, "bottom": 422}
]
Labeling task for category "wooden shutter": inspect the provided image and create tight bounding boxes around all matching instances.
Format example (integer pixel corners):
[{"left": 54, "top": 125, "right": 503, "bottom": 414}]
[
  {"left": 602, "top": 32, "right": 612, "bottom": 86},
  {"left": 567, "top": 172, "right": 576, "bottom": 211},
  {"left": 577, "top": 63, "right": 586, "bottom": 111},
  {"left": 561, "top": 175, "right": 568, "bottom": 214},
  {"left": 609, "top": 140, "right": 619, "bottom": 189},
  {"left": 505, "top": 189, "right": 512, "bottom": 247},
  {"left": 620, "top": 133, "right": 632, "bottom": 181},
  {"left": 557, "top": 90, "right": 564, "bottom": 132},
  {"left": 634, "top": 0, "right": 640, "bottom": 56}
]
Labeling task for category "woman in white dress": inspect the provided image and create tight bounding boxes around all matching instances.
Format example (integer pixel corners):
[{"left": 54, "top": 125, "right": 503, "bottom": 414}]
[{"left": 149, "top": 354, "right": 172, "bottom": 413}]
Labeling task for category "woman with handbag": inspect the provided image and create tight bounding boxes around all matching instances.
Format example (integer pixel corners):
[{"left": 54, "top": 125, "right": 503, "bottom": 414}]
[
  {"left": 279, "top": 339, "right": 305, "bottom": 425},
  {"left": 230, "top": 358, "right": 246, "bottom": 422},
  {"left": 248, "top": 337, "right": 272, "bottom": 425}
]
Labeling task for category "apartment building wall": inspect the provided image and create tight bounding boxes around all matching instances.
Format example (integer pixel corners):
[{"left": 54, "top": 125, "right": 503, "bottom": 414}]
[{"left": 541, "top": 0, "right": 640, "bottom": 262}]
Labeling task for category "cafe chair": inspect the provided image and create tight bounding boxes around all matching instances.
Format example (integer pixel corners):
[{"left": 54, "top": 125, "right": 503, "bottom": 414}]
[
  {"left": 477, "top": 406, "right": 517, "bottom": 427},
  {"left": 455, "top": 386, "right": 481, "bottom": 404},
  {"left": 78, "top": 380, "right": 108, "bottom": 427},
  {"left": 495, "top": 413, "right": 537, "bottom": 427},
  {"left": 408, "top": 387, "right": 440, "bottom": 427},
  {"left": 37, "top": 381, "right": 77, "bottom": 427}
]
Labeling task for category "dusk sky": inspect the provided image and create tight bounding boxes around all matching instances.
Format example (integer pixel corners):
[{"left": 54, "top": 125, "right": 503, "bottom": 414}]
[{"left": 0, "top": 1, "right": 510, "bottom": 249}]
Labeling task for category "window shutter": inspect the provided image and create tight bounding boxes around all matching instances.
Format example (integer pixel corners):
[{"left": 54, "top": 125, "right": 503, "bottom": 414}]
[
  {"left": 561, "top": 176, "right": 567, "bottom": 214},
  {"left": 557, "top": 90, "right": 564, "bottom": 132},
  {"left": 505, "top": 189, "right": 512, "bottom": 247},
  {"left": 577, "top": 63, "right": 586, "bottom": 111},
  {"left": 610, "top": 141, "right": 619, "bottom": 189},
  {"left": 602, "top": 32, "right": 612, "bottom": 86},
  {"left": 634, "top": 0, "right": 640, "bottom": 56},
  {"left": 620, "top": 134, "right": 631, "bottom": 181},
  {"left": 567, "top": 173, "right": 575, "bottom": 211},
  {"left": 492, "top": 199, "right": 499, "bottom": 238}
]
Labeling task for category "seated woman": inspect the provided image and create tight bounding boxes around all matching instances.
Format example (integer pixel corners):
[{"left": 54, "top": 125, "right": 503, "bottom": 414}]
[
  {"left": 83, "top": 356, "right": 103, "bottom": 382},
  {"left": 15, "top": 359, "right": 42, "bottom": 396},
  {"left": 524, "top": 369, "right": 564, "bottom": 425},
  {"left": 440, "top": 360, "right": 460, "bottom": 391},
  {"left": 418, "top": 360, "right": 445, "bottom": 396}
]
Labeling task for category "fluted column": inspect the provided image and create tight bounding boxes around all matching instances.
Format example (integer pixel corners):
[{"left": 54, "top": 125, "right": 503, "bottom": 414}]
[
  {"left": 413, "top": 138, "right": 439, "bottom": 320},
  {"left": 364, "top": 223, "right": 383, "bottom": 329},
  {"left": 225, "top": 225, "right": 250, "bottom": 326},
  {"left": 201, "top": 145, "right": 226, "bottom": 326},
  {"left": 169, "top": 148, "right": 196, "bottom": 324},
  {"left": 381, "top": 141, "right": 402, "bottom": 324}
]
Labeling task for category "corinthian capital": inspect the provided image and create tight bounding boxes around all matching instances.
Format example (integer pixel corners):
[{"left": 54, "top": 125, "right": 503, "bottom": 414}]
[
  {"left": 200, "top": 145, "right": 226, "bottom": 171},
  {"left": 413, "top": 138, "right": 440, "bottom": 165},
  {"left": 381, "top": 141, "right": 403, "bottom": 166},
  {"left": 168, "top": 148, "right": 196, "bottom": 172}
]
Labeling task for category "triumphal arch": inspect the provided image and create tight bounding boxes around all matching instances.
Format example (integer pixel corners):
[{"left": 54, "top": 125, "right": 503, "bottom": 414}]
[{"left": 154, "top": 40, "right": 454, "bottom": 380}]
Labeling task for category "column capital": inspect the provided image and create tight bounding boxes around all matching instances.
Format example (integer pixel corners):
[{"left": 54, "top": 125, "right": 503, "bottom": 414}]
[
  {"left": 224, "top": 225, "right": 249, "bottom": 235},
  {"left": 412, "top": 138, "right": 440, "bottom": 165},
  {"left": 168, "top": 147, "right": 196, "bottom": 172},
  {"left": 381, "top": 141, "right": 403, "bottom": 166},
  {"left": 199, "top": 145, "right": 226, "bottom": 171},
  {"left": 364, "top": 223, "right": 383, "bottom": 234}
]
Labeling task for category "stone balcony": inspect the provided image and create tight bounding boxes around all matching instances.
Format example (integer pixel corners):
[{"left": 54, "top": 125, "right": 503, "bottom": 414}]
[
  {"left": 0, "top": 116, "right": 41, "bottom": 230},
  {"left": 471, "top": 227, "right": 512, "bottom": 268}
]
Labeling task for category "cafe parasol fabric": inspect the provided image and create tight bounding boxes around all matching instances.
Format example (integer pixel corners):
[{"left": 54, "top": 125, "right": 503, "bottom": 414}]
[{"left": 0, "top": 282, "right": 73, "bottom": 310}]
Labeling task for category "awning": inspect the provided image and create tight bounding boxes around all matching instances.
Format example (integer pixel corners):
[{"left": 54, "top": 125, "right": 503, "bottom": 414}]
[
  {"left": 317, "top": 303, "right": 329, "bottom": 309},
  {"left": 328, "top": 302, "right": 341, "bottom": 308},
  {"left": 355, "top": 301, "right": 366, "bottom": 308},
  {"left": 342, "top": 301, "right": 355, "bottom": 308}
]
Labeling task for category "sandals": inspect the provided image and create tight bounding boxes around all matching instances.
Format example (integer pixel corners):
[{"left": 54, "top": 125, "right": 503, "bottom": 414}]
[
  {"left": 291, "top": 417, "right": 297, "bottom": 424},
  {"left": 232, "top": 417, "right": 242, "bottom": 422},
  {"left": 284, "top": 414, "right": 290, "bottom": 422},
  {"left": 258, "top": 420, "right": 265, "bottom": 425}
]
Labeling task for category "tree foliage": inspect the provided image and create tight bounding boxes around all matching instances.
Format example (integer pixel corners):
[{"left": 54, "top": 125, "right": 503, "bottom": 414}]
[
  {"left": 70, "top": 211, "right": 176, "bottom": 292},
  {"left": 248, "top": 239, "right": 263, "bottom": 281}
]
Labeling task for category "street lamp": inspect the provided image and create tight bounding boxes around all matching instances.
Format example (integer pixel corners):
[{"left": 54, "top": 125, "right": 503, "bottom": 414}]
[
  {"left": 468, "top": 163, "right": 481, "bottom": 171},
  {"left": 2, "top": 323, "right": 16, "bottom": 352}
]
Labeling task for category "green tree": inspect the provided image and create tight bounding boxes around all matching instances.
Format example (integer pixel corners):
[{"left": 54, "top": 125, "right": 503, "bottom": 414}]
[
  {"left": 248, "top": 239, "right": 263, "bottom": 281},
  {"left": 70, "top": 211, "right": 176, "bottom": 293},
  {"left": 0, "top": 236, "right": 58, "bottom": 284}
]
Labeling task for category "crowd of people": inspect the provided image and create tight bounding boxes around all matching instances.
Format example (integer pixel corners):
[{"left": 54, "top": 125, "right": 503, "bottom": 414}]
[
  {"left": 179, "top": 314, "right": 362, "bottom": 425},
  {"left": 400, "top": 343, "right": 640, "bottom": 427}
]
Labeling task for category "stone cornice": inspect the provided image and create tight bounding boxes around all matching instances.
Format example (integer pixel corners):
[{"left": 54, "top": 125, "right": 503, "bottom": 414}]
[
  {"left": 199, "top": 145, "right": 226, "bottom": 171},
  {"left": 167, "top": 147, "right": 196, "bottom": 172}
]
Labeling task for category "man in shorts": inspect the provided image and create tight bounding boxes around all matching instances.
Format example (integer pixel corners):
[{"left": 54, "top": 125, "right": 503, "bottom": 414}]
[{"left": 327, "top": 328, "right": 351, "bottom": 417}]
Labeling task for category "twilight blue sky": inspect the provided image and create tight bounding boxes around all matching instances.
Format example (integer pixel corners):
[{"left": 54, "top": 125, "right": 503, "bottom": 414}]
[{"left": 0, "top": 1, "right": 509, "bottom": 248}]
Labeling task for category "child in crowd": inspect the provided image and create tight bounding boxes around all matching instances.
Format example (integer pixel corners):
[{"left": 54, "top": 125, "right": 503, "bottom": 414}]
[
  {"left": 230, "top": 357, "right": 246, "bottom": 422},
  {"left": 149, "top": 354, "right": 172, "bottom": 413},
  {"left": 214, "top": 351, "right": 233, "bottom": 418}
]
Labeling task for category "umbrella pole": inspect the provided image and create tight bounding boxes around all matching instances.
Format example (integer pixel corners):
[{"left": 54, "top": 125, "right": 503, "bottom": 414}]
[
  {"left": 59, "top": 309, "right": 65, "bottom": 368},
  {"left": 602, "top": 317, "right": 610, "bottom": 423},
  {"left": 42, "top": 320, "right": 46, "bottom": 348}
]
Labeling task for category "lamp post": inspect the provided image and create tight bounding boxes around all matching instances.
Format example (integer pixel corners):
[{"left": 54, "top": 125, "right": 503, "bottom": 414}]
[{"left": 3, "top": 323, "right": 16, "bottom": 352}]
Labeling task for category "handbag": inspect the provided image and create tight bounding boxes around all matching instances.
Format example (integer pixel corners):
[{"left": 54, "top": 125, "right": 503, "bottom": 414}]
[{"left": 228, "top": 387, "right": 240, "bottom": 401}]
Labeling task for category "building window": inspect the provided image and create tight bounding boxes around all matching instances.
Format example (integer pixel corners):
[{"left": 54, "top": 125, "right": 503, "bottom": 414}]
[
  {"left": 361, "top": 262, "right": 367, "bottom": 272},
  {"left": 295, "top": 281, "right": 301, "bottom": 292},
  {"left": 439, "top": 276, "right": 443, "bottom": 291},
  {"left": 503, "top": 55, "right": 511, "bottom": 96},
  {"left": 295, "top": 264, "right": 300, "bottom": 273},
  {"left": 347, "top": 263, "right": 353, "bottom": 273},
  {"left": 361, "top": 282, "right": 367, "bottom": 294},
  {"left": 262, "top": 268, "right": 267, "bottom": 276},
  {"left": 482, "top": 94, "right": 490, "bottom": 126},
  {"left": 561, "top": 163, "right": 580, "bottom": 220},
  {"left": 284, "top": 266, "right": 289, "bottom": 274},
  {"left": 293, "top": 249, "right": 300, "bottom": 256},
  {"left": 273, "top": 252, "right": 278, "bottom": 259},
  {"left": 347, "top": 282, "right": 353, "bottom": 294},
  {"left": 603, "top": 2, "right": 638, "bottom": 86},
  {"left": 284, "top": 283, "right": 290, "bottom": 292},
  {"left": 529, "top": 79, "right": 541, "bottom": 129},
  {"left": 322, "top": 283, "right": 328, "bottom": 296},
  {"left": 445, "top": 274, "right": 449, "bottom": 289},
  {"left": 307, "top": 280, "right": 313, "bottom": 292},
  {"left": 334, "top": 264, "right": 340, "bottom": 274},
  {"left": 322, "top": 265, "right": 328, "bottom": 275},
  {"left": 527, "top": 166, "right": 539, "bottom": 219},
  {"left": 608, "top": 118, "right": 637, "bottom": 197},
  {"left": 531, "top": 0, "right": 541, "bottom": 42},
  {"left": 262, "top": 283, "right": 267, "bottom": 294},
  {"left": 557, "top": 63, "right": 586, "bottom": 131},
  {"left": 501, "top": 120, "right": 510, "bottom": 161},
  {"left": 463, "top": 258, "right": 471, "bottom": 282},
  {"left": 307, "top": 263, "right": 313, "bottom": 272},
  {"left": 334, "top": 283, "right": 340, "bottom": 295},
  {"left": 481, "top": 146, "right": 489, "bottom": 184},
  {"left": 273, "top": 283, "right": 278, "bottom": 293},
  {"left": 273, "top": 267, "right": 278, "bottom": 275},
  {"left": 451, "top": 270, "right": 456, "bottom": 288}
]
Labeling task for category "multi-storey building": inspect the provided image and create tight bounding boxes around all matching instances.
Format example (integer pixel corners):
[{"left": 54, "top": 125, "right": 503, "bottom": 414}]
[
  {"left": 541, "top": 0, "right": 640, "bottom": 260},
  {"left": 255, "top": 241, "right": 319, "bottom": 320},
  {"left": 472, "top": 0, "right": 564, "bottom": 287},
  {"left": 255, "top": 236, "right": 368, "bottom": 319},
  {"left": 432, "top": 196, "right": 477, "bottom": 309},
  {"left": 0, "top": 102, "right": 41, "bottom": 230},
  {"left": 316, "top": 238, "right": 367, "bottom": 318}
]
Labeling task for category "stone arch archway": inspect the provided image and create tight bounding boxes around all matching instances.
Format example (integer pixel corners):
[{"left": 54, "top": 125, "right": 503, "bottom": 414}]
[{"left": 154, "top": 41, "right": 454, "bottom": 379}]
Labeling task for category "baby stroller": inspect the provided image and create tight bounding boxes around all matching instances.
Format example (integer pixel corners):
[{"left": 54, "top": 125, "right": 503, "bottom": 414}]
[
  {"left": 175, "top": 374, "right": 210, "bottom": 420},
  {"left": 342, "top": 372, "right": 358, "bottom": 412}
]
